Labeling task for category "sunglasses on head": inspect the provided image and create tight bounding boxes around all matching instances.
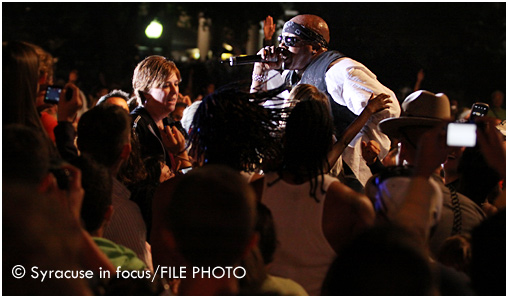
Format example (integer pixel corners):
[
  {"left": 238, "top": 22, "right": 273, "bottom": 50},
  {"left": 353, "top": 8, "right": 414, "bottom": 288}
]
[{"left": 278, "top": 35, "right": 308, "bottom": 47}]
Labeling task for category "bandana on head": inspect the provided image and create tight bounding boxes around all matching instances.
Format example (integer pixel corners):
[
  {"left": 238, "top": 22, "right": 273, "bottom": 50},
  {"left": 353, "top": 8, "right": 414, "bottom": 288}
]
[{"left": 282, "top": 21, "right": 329, "bottom": 49}]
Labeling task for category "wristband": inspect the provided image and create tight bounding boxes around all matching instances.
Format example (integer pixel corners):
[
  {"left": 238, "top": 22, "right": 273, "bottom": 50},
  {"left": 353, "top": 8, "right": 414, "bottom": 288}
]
[{"left": 252, "top": 73, "right": 267, "bottom": 82}]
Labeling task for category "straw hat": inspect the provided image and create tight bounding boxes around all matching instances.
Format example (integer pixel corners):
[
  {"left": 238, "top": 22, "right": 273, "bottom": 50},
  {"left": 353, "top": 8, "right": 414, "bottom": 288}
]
[{"left": 379, "top": 90, "right": 451, "bottom": 138}]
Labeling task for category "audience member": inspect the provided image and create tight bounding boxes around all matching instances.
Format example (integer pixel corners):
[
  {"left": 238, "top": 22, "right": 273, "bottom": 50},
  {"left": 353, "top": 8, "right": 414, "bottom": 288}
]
[
  {"left": 26, "top": 42, "right": 59, "bottom": 142},
  {"left": 383, "top": 123, "right": 478, "bottom": 295},
  {"left": 437, "top": 234, "right": 472, "bottom": 276},
  {"left": 364, "top": 165, "right": 443, "bottom": 232},
  {"left": 456, "top": 145, "right": 503, "bottom": 208},
  {"left": 321, "top": 224, "right": 436, "bottom": 295},
  {"left": 88, "top": 85, "right": 110, "bottom": 108},
  {"left": 170, "top": 102, "right": 187, "bottom": 122},
  {"left": 155, "top": 165, "right": 258, "bottom": 295},
  {"left": 131, "top": 55, "right": 192, "bottom": 173},
  {"left": 180, "top": 99, "right": 201, "bottom": 137},
  {"left": 188, "top": 84, "right": 285, "bottom": 174},
  {"left": 77, "top": 104, "right": 153, "bottom": 271},
  {"left": 239, "top": 202, "right": 308, "bottom": 295},
  {"left": 96, "top": 89, "right": 130, "bottom": 112},
  {"left": 3, "top": 41, "right": 59, "bottom": 158},
  {"left": 66, "top": 69, "right": 89, "bottom": 118},
  {"left": 252, "top": 84, "right": 375, "bottom": 295},
  {"left": 96, "top": 93, "right": 163, "bottom": 237},
  {"left": 379, "top": 90, "right": 486, "bottom": 257},
  {"left": 169, "top": 102, "right": 189, "bottom": 139},
  {"left": 470, "top": 209, "right": 506, "bottom": 296},
  {"left": 486, "top": 90, "right": 505, "bottom": 123},
  {"left": 71, "top": 155, "right": 147, "bottom": 271},
  {"left": 3, "top": 124, "right": 115, "bottom": 294}
]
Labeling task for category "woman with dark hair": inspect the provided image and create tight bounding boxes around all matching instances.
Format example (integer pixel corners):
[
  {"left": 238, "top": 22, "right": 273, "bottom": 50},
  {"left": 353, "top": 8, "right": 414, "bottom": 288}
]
[
  {"left": 3, "top": 41, "right": 49, "bottom": 134},
  {"left": 3, "top": 41, "right": 84, "bottom": 161},
  {"left": 252, "top": 84, "right": 389, "bottom": 295}
]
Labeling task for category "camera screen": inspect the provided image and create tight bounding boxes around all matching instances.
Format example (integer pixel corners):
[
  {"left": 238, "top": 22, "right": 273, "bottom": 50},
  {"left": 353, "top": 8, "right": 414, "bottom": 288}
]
[
  {"left": 45, "top": 86, "right": 62, "bottom": 102},
  {"left": 447, "top": 123, "right": 477, "bottom": 147}
]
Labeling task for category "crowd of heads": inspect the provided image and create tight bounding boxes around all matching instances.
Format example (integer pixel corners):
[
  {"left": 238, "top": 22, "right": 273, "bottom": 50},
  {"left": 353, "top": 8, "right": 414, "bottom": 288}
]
[{"left": 2, "top": 12, "right": 506, "bottom": 296}]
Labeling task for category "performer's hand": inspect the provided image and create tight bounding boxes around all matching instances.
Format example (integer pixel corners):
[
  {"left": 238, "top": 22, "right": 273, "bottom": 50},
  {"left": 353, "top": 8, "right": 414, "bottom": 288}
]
[
  {"left": 264, "top": 15, "right": 276, "bottom": 41},
  {"left": 253, "top": 46, "right": 285, "bottom": 73}
]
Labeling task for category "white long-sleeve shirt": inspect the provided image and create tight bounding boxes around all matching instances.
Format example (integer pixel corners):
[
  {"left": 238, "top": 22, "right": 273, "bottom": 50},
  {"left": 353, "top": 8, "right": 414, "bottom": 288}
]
[{"left": 325, "top": 57, "right": 401, "bottom": 186}]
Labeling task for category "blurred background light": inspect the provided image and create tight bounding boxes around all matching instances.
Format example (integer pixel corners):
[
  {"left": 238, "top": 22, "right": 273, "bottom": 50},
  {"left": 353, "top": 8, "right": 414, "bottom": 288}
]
[{"left": 145, "top": 19, "right": 163, "bottom": 39}]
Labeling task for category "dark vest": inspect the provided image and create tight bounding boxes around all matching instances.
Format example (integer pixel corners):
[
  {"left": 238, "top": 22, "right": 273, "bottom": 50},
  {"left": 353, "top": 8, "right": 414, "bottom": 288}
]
[{"left": 284, "top": 51, "right": 358, "bottom": 136}]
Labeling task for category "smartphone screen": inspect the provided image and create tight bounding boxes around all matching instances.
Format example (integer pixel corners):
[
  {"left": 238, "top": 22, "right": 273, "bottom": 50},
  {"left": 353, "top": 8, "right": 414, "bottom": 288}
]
[
  {"left": 469, "top": 102, "right": 489, "bottom": 122},
  {"left": 44, "top": 86, "right": 63, "bottom": 104},
  {"left": 447, "top": 123, "right": 477, "bottom": 147}
]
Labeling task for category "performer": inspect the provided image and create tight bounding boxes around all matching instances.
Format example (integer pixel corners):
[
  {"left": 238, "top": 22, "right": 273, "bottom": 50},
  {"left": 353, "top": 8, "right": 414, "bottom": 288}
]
[{"left": 251, "top": 14, "right": 400, "bottom": 189}]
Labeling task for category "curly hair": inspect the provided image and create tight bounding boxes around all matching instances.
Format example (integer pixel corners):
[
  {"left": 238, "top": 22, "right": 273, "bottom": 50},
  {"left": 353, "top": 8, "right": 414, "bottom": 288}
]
[{"left": 188, "top": 83, "right": 291, "bottom": 172}]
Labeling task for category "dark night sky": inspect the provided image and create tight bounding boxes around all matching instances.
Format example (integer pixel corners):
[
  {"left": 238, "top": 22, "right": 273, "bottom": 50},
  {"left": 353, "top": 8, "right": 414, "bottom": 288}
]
[{"left": 3, "top": 2, "right": 506, "bottom": 106}]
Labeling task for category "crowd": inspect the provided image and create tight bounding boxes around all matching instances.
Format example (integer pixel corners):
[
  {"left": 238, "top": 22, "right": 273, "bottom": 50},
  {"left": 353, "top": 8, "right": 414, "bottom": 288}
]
[{"left": 3, "top": 13, "right": 505, "bottom": 296}]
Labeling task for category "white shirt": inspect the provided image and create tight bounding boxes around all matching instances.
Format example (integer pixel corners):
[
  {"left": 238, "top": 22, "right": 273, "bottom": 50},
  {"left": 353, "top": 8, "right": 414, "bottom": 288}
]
[
  {"left": 325, "top": 57, "right": 401, "bottom": 186},
  {"left": 263, "top": 57, "right": 401, "bottom": 186}
]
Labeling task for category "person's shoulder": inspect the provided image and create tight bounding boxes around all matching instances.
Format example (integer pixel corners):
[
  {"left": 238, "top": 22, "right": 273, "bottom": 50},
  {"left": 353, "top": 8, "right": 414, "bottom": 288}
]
[
  {"left": 325, "top": 180, "right": 374, "bottom": 213},
  {"left": 262, "top": 274, "right": 309, "bottom": 296},
  {"left": 328, "top": 56, "right": 364, "bottom": 71},
  {"left": 131, "top": 107, "right": 153, "bottom": 127}
]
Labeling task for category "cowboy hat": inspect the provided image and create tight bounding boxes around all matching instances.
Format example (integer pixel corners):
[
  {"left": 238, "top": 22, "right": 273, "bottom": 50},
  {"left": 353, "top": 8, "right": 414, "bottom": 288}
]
[{"left": 379, "top": 90, "right": 451, "bottom": 138}]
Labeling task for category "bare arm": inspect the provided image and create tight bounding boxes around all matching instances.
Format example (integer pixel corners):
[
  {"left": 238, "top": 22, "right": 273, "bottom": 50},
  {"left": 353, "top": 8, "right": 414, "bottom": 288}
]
[
  {"left": 322, "top": 181, "right": 375, "bottom": 253},
  {"left": 327, "top": 93, "right": 391, "bottom": 169}
]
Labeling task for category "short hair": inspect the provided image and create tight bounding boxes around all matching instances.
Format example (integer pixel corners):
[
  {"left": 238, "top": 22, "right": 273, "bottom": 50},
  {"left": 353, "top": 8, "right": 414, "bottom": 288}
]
[
  {"left": 96, "top": 89, "right": 130, "bottom": 106},
  {"left": 3, "top": 124, "right": 51, "bottom": 185},
  {"left": 321, "top": 224, "right": 433, "bottom": 295},
  {"left": 165, "top": 165, "right": 256, "bottom": 267},
  {"left": 437, "top": 234, "right": 472, "bottom": 275},
  {"left": 132, "top": 55, "right": 181, "bottom": 104},
  {"left": 77, "top": 104, "right": 131, "bottom": 168},
  {"left": 71, "top": 155, "right": 112, "bottom": 233}
]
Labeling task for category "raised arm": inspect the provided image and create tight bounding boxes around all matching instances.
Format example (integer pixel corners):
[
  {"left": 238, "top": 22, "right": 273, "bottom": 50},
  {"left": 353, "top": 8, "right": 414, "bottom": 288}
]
[{"left": 327, "top": 93, "right": 391, "bottom": 169}]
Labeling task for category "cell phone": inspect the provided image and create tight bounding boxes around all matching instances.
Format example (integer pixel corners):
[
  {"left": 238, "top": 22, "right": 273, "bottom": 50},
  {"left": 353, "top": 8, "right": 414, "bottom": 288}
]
[
  {"left": 49, "top": 167, "right": 71, "bottom": 190},
  {"left": 447, "top": 122, "right": 477, "bottom": 147},
  {"left": 469, "top": 102, "right": 489, "bottom": 123},
  {"left": 44, "top": 85, "right": 63, "bottom": 104}
]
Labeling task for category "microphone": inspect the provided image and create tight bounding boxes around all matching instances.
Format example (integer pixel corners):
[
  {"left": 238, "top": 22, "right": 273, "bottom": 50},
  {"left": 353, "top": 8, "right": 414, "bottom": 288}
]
[{"left": 226, "top": 55, "right": 278, "bottom": 66}]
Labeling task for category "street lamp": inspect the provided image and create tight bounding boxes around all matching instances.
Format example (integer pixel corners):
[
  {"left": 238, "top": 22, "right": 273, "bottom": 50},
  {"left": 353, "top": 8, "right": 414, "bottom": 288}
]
[{"left": 145, "top": 19, "right": 163, "bottom": 39}]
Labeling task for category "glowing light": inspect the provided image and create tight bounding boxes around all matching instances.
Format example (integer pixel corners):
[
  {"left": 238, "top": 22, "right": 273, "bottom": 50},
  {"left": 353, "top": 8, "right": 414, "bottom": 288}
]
[
  {"left": 221, "top": 53, "right": 233, "bottom": 60},
  {"left": 222, "top": 43, "right": 233, "bottom": 51},
  {"left": 145, "top": 19, "right": 163, "bottom": 39},
  {"left": 187, "top": 48, "right": 201, "bottom": 60}
]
